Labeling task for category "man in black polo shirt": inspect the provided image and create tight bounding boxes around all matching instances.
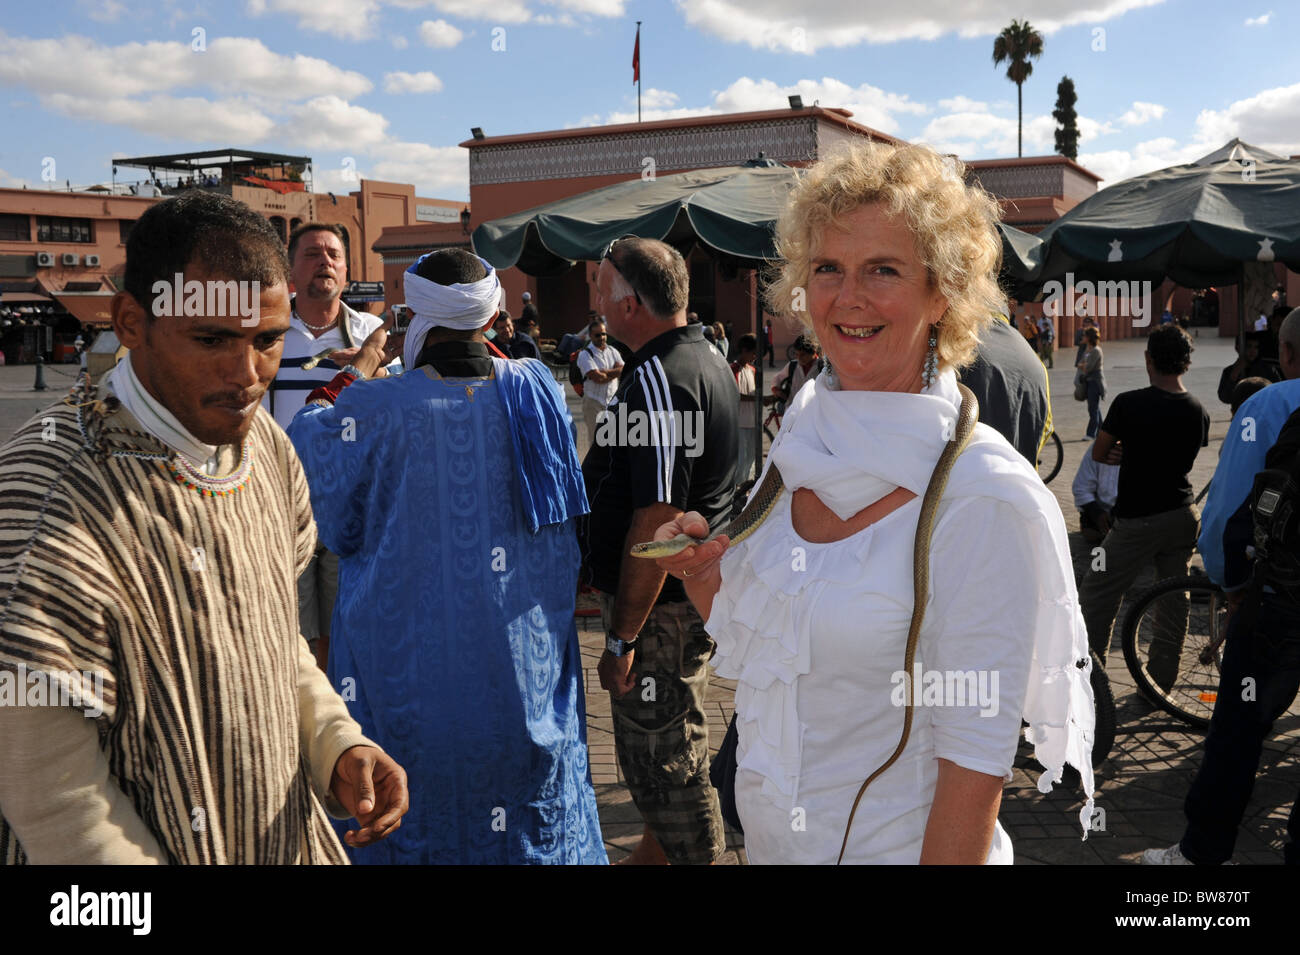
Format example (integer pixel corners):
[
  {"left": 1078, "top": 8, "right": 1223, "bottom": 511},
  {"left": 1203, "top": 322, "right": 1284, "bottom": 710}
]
[
  {"left": 1079, "top": 324, "right": 1210, "bottom": 667},
  {"left": 580, "top": 236, "right": 737, "bottom": 865}
]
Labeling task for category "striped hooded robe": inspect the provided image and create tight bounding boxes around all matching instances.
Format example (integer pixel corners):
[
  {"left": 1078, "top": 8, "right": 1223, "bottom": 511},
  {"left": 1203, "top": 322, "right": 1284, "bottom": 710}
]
[{"left": 0, "top": 377, "right": 369, "bottom": 864}]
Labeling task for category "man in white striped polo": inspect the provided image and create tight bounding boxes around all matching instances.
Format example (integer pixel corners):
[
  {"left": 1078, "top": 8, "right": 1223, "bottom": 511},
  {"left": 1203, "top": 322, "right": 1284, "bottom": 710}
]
[{"left": 267, "top": 223, "right": 390, "bottom": 669}]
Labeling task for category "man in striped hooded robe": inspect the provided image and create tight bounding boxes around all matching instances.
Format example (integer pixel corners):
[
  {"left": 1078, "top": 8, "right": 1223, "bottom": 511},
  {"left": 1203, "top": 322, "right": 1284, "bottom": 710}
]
[{"left": 0, "top": 191, "right": 409, "bottom": 864}]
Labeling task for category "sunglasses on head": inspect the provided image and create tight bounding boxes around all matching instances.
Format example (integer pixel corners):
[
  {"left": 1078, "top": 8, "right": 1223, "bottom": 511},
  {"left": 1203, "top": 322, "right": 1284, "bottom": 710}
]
[{"left": 601, "top": 235, "right": 643, "bottom": 305}]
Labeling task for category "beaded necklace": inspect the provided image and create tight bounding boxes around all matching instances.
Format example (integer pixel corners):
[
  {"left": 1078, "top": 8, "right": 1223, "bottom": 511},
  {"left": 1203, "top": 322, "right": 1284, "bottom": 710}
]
[
  {"left": 166, "top": 440, "right": 254, "bottom": 497},
  {"left": 70, "top": 380, "right": 256, "bottom": 498}
]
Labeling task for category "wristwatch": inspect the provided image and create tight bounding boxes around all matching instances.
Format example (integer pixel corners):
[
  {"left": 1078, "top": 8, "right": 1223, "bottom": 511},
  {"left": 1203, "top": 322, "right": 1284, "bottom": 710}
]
[
  {"left": 605, "top": 632, "right": 639, "bottom": 657},
  {"left": 340, "top": 363, "right": 368, "bottom": 380}
]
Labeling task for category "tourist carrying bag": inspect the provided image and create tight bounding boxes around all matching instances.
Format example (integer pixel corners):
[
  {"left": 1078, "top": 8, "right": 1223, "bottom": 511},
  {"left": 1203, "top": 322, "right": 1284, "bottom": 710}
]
[{"left": 568, "top": 345, "right": 595, "bottom": 397}]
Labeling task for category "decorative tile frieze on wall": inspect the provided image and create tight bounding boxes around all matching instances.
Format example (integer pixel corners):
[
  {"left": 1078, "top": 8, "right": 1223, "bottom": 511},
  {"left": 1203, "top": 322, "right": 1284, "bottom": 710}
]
[
  {"left": 470, "top": 119, "right": 820, "bottom": 185},
  {"left": 966, "top": 164, "right": 1066, "bottom": 200}
]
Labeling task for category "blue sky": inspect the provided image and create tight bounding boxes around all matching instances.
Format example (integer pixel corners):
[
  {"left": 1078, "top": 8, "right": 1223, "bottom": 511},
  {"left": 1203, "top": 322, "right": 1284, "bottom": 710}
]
[{"left": 2, "top": 0, "right": 1296, "bottom": 201}]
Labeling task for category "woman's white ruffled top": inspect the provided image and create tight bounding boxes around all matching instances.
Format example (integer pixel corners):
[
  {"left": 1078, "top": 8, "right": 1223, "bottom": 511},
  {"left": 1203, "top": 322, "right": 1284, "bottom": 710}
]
[{"left": 704, "top": 368, "right": 1096, "bottom": 864}]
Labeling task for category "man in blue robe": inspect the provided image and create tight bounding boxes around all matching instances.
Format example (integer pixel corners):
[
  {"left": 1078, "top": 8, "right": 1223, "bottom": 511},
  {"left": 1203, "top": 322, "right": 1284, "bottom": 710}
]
[{"left": 288, "top": 249, "right": 605, "bottom": 864}]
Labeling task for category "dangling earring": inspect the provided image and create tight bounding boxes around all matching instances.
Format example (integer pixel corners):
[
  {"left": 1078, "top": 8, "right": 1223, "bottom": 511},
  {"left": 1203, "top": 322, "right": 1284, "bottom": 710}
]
[{"left": 922, "top": 325, "right": 939, "bottom": 389}]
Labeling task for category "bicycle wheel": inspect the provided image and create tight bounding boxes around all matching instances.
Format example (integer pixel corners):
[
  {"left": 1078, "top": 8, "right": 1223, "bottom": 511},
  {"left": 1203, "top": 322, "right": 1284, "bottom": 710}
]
[
  {"left": 1089, "top": 649, "right": 1116, "bottom": 769},
  {"left": 1036, "top": 431, "right": 1063, "bottom": 484},
  {"left": 1120, "top": 575, "right": 1226, "bottom": 729}
]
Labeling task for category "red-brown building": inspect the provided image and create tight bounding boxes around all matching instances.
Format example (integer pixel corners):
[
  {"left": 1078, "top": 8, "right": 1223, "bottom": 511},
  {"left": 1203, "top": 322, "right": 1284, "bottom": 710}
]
[{"left": 0, "top": 148, "right": 463, "bottom": 363}]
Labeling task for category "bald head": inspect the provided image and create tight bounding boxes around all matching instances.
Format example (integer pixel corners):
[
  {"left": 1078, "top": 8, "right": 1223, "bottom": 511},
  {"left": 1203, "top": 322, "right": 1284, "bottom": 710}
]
[{"left": 607, "top": 237, "right": 689, "bottom": 320}]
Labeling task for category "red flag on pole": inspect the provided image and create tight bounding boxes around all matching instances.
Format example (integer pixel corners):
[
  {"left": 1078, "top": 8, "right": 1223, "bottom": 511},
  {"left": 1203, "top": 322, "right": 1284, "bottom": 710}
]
[{"left": 632, "top": 25, "right": 640, "bottom": 84}]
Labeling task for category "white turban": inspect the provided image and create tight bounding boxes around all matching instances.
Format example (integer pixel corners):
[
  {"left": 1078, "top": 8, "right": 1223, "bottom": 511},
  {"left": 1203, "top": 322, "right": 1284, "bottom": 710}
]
[{"left": 402, "top": 253, "right": 502, "bottom": 369}]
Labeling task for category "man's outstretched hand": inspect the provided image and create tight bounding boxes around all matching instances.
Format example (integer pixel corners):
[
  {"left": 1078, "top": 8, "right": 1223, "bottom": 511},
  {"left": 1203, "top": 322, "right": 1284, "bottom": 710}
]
[{"left": 329, "top": 745, "right": 410, "bottom": 848}]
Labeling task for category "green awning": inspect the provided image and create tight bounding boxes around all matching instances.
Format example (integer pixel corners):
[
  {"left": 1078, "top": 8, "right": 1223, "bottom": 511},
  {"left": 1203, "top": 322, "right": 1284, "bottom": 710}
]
[
  {"left": 473, "top": 160, "right": 1043, "bottom": 285},
  {"left": 1031, "top": 149, "right": 1300, "bottom": 288}
]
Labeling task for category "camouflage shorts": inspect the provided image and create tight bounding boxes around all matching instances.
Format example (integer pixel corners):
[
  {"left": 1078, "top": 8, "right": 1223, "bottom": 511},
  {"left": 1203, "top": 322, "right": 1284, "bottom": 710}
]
[{"left": 597, "top": 592, "right": 725, "bottom": 865}]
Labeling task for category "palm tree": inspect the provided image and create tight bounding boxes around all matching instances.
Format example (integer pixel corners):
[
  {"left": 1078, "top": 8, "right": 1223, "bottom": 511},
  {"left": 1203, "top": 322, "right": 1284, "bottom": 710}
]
[{"left": 992, "top": 19, "right": 1044, "bottom": 158}]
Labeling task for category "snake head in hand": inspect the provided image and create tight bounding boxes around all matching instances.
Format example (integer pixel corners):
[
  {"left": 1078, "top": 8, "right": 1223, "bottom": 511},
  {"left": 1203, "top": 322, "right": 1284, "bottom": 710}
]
[{"left": 633, "top": 511, "right": 731, "bottom": 580}]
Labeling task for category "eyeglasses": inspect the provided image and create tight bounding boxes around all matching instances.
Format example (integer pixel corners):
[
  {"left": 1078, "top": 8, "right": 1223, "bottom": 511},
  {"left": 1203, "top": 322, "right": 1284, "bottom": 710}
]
[
  {"left": 601, "top": 235, "right": 642, "bottom": 305},
  {"left": 591, "top": 332, "right": 608, "bottom": 338}
]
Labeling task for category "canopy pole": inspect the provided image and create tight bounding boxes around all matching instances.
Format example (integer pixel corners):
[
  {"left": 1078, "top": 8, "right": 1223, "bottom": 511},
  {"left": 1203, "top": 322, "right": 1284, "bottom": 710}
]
[
  {"left": 1238, "top": 262, "right": 1245, "bottom": 354},
  {"left": 752, "top": 270, "right": 764, "bottom": 479}
]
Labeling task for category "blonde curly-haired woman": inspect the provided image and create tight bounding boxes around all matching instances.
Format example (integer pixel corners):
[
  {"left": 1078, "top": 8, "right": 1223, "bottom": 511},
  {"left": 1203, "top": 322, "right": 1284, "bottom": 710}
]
[{"left": 650, "top": 142, "right": 1096, "bottom": 864}]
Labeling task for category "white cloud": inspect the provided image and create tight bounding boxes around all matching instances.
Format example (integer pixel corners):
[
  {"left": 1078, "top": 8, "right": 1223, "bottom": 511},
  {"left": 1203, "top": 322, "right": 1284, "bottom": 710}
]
[
  {"left": 246, "top": 0, "right": 383, "bottom": 39},
  {"left": 391, "top": 35, "right": 410, "bottom": 48},
  {"left": 918, "top": 110, "right": 1021, "bottom": 155},
  {"left": 419, "top": 18, "right": 465, "bottom": 47},
  {"left": 84, "top": 0, "right": 126, "bottom": 21},
  {"left": 918, "top": 100, "right": 1112, "bottom": 158},
  {"left": 640, "top": 88, "right": 680, "bottom": 109},
  {"left": 280, "top": 96, "right": 390, "bottom": 149},
  {"left": 0, "top": 167, "right": 36, "bottom": 189},
  {"left": 428, "top": 0, "right": 532, "bottom": 22},
  {"left": 575, "top": 75, "right": 928, "bottom": 136},
  {"left": 1076, "top": 115, "right": 1115, "bottom": 141},
  {"left": 312, "top": 163, "right": 366, "bottom": 196},
  {"left": 1193, "top": 81, "right": 1300, "bottom": 156},
  {"left": 938, "top": 95, "right": 987, "bottom": 113},
  {"left": 1076, "top": 84, "right": 1300, "bottom": 185},
  {"left": 713, "top": 77, "right": 928, "bottom": 133},
  {"left": 677, "top": 0, "right": 1167, "bottom": 53},
  {"left": 0, "top": 28, "right": 472, "bottom": 196},
  {"left": 1244, "top": 12, "right": 1271, "bottom": 26},
  {"left": 44, "top": 92, "right": 276, "bottom": 142},
  {"left": 1118, "top": 101, "right": 1166, "bottom": 126},
  {"left": 1078, "top": 137, "right": 1203, "bottom": 186},
  {"left": 368, "top": 140, "right": 469, "bottom": 199},
  {"left": 547, "top": 0, "right": 625, "bottom": 13},
  {"left": 384, "top": 70, "right": 444, "bottom": 93},
  {"left": 579, "top": 105, "right": 716, "bottom": 126},
  {"left": 0, "top": 32, "right": 373, "bottom": 102}
]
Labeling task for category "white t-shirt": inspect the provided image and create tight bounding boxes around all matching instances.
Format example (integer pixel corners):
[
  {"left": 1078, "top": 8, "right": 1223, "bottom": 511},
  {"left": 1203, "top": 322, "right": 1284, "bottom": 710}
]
[
  {"left": 576, "top": 342, "right": 623, "bottom": 408},
  {"left": 736, "top": 363, "right": 757, "bottom": 430},
  {"left": 1072, "top": 443, "right": 1120, "bottom": 510}
]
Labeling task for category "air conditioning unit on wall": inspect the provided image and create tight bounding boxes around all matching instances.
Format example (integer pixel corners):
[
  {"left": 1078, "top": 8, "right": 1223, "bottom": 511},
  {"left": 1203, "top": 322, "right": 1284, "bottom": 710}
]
[
  {"left": 36, "top": 251, "right": 55, "bottom": 267},
  {"left": 61, "top": 253, "right": 80, "bottom": 267},
  {"left": 85, "top": 254, "right": 101, "bottom": 267}
]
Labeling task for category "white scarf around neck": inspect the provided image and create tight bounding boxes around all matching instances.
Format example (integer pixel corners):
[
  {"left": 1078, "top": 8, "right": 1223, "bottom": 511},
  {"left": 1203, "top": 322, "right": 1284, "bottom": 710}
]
[
  {"left": 770, "top": 367, "right": 962, "bottom": 520},
  {"left": 106, "top": 355, "right": 220, "bottom": 473}
]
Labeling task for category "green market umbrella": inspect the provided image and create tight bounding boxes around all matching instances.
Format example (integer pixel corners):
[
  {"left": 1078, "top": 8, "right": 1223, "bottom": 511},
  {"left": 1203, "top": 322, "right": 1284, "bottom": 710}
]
[
  {"left": 473, "top": 158, "right": 1043, "bottom": 285},
  {"left": 1029, "top": 147, "right": 1300, "bottom": 289}
]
